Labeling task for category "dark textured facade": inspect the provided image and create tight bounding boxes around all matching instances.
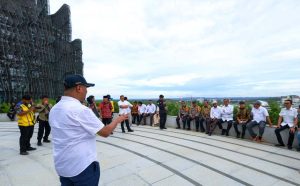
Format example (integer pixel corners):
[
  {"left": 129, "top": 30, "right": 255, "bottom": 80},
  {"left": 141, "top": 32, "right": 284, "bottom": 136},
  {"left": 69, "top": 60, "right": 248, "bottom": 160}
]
[{"left": 0, "top": 0, "right": 83, "bottom": 102}]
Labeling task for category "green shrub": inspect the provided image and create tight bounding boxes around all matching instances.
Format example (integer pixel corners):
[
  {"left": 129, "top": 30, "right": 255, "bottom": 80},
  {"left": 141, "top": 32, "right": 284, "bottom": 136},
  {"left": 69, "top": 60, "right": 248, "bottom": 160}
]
[
  {"left": 167, "top": 101, "right": 180, "bottom": 116},
  {"left": 0, "top": 102, "right": 10, "bottom": 113},
  {"left": 268, "top": 101, "right": 280, "bottom": 125}
]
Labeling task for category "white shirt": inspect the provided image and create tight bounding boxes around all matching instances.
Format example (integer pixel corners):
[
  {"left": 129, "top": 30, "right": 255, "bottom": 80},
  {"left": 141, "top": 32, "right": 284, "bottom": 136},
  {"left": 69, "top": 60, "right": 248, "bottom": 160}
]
[
  {"left": 118, "top": 100, "right": 133, "bottom": 115},
  {"left": 221, "top": 104, "right": 234, "bottom": 121},
  {"left": 210, "top": 106, "right": 222, "bottom": 119},
  {"left": 146, "top": 104, "right": 156, "bottom": 114},
  {"left": 251, "top": 106, "right": 269, "bottom": 122},
  {"left": 279, "top": 107, "right": 298, "bottom": 127},
  {"left": 49, "top": 96, "right": 104, "bottom": 177},
  {"left": 138, "top": 104, "right": 147, "bottom": 114}
]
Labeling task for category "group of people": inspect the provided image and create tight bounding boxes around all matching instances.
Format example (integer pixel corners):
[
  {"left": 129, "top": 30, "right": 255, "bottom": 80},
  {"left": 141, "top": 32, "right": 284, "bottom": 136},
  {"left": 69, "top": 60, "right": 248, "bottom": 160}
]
[{"left": 176, "top": 98, "right": 300, "bottom": 150}]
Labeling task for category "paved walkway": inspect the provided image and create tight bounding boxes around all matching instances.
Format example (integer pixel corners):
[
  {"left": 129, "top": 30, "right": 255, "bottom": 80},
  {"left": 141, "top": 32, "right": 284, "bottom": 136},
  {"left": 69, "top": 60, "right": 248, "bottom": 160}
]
[{"left": 0, "top": 121, "right": 300, "bottom": 186}]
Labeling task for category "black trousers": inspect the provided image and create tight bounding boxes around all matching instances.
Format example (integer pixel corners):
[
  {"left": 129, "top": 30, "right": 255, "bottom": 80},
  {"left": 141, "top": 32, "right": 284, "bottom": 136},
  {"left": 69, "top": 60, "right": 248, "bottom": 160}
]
[
  {"left": 19, "top": 126, "right": 34, "bottom": 152},
  {"left": 209, "top": 119, "right": 222, "bottom": 134},
  {"left": 37, "top": 120, "right": 51, "bottom": 142},
  {"left": 188, "top": 116, "right": 204, "bottom": 131},
  {"left": 121, "top": 119, "right": 132, "bottom": 132},
  {"left": 221, "top": 120, "right": 233, "bottom": 135},
  {"left": 144, "top": 113, "right": 154, "bottom": 126},
  {"left": 102, "top": 118, "right": 112, "bottom": 126},
  {"left": 233, "top": 121, "right": 247, "bottom": 137},
  {"left": 176, "top": 115, "right": 189, "bottom": 129},
  {"left": 159, "top": 112, "right": 167, "bottom": 129},
  {"left": 275, "top": 125, "right": 295, "bottom": 147},
  {"left": 131, "top": 114, "right": 138, "bottom": 124},
  {"left": 137, "top": 114, "right": 145, "bottom": 125}
]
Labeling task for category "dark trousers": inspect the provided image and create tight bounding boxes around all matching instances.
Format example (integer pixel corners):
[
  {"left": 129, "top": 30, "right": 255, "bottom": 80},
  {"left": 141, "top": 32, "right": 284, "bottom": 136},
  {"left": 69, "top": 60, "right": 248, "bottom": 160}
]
[
  {"left": 233, "top": 121, "right": 247, "bottom": 138},
  {"left": 102, "top": 118, "right": 112, "bottom": 126},
  {"left": 209, "top": 119, "right": 222, "bottom": 134},
  {"left": 19, "top": 126, "right": 34, "bottom": 152},
  {"left": 131, "top": 114, "right": 138, "bottom": 124},
  {"left": 137, "top": 114, "right": 145, "bottom": 125},
  {"left": 60, "top": 161, "right": 100, "bottom": 186},
  {"left": 37, "top": 120, "right": 51, "bottom": 142},
  {"left": 188, "top": 117, "right": 204, "bottom": 131},
  {"left": 221, "top": 120, "right": 233, "bottom": 135},
  {"left": 7, "top": 112, "right": 16, "bottom": 121},
  {"left": 203, "top": 118, "right": 211, "bottom": 133},
  {"left": 275, "top": 125, "right": 295, "bottom": 147},
  {"left": 144, "top": 113, "right": 154, "bottom": 126},
  {"left": 159, "top": 112, "right": 167, "bottom": 129},
  {"left": 247, "top": 121, "right": 266, "bottom": 137},
  {"left": 176, "top": 115, "right": 189, "bottom": 129},
  {"left": 121, "top": 119, "right": 132, "bottom": 132}
]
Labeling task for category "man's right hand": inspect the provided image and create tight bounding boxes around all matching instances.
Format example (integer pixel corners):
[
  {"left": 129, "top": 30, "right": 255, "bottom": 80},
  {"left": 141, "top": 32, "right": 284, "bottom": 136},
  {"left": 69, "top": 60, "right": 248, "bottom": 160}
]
[{"left": 115, "top": 115, "right": 128, "bottom": 123}]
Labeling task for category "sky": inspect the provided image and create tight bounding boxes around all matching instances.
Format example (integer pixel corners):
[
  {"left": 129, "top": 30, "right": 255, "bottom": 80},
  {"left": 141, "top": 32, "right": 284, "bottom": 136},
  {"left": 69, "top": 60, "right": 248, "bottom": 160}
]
[{"left": 50, "top": 0, "right": 300, "bottom": 99}]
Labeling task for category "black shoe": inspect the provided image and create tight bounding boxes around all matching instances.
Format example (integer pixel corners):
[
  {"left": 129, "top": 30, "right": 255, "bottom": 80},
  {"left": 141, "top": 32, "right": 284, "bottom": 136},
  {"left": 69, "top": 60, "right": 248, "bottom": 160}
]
[
  {"left": 187, "top": 128, "right": 191, "bottom": 131},
  {"left": 208, "top": 132, "right": 212, "bottom": 136},
  {"left": 163, "top": 127, "right": 167, "bottom": 129},
  {"left": 236, "top": 132, "right": 240, "bottom": 138},
  {"left": 287, "top": 146, "right": 292, "bottom": 150},
  {"left": 128, "top": 130, "right": 134, "bottom": 132},
  {"left": 200, "top": 130, "right": 205, "bottom": 133},
  {"left": 196, "top": 129, "right": 199, "bottom": 132},
  {"left": 20, "top": 151, "right": 29, "bottom": 155},
  {"left": 275, "top": 144, "right": 285, "bottom": 147},
  {"left": 37, "top": 141, "right": 42, "bottom": 146},
  {"left": 27, "top": 147, "right": 36, "bottom": 151},
  {"left": 205, "top": 132, "right": 209, "bottom": 134},
  {"left": 176, "top": 127, "right": 180, "bottom": 129},
  {"left": 297, "top": 148, "right": 300, "bottom": 151},
  {"left": 226, "top": 132, "right": 229, "bottom": 136},
  {"left": 43, "top": 139, "right": 51, "bottom": 143},
  {"left": 122, "top": 131, "right": 125, "bottom": 133}
]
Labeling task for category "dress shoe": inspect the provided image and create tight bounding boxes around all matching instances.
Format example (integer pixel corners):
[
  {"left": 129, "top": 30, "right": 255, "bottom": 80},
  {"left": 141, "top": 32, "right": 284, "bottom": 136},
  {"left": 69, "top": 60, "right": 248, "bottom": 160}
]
[
  {"left": 221, "top": 129, "right": 226, "bottom": 135},
  {"left": 37, "top": 141, "right": 42, "bottom": 146},
  {"left": 27, "top": 147, "right": 36, "bottom": 151},
  {"left": 43, "top": 139, "right": 51, "bottom": 143},
  {"left": 128, "top": 130, "right": 134, "bottom": 132},
  {"left": 20, "top": 151, "right": 29, "bottom": 155},
  {"left": 275, "top": 144, "right": 285, "bottom": 147},
  {"left": 287, "top": 146, "right": 292, "bottom": 150},
  {"left": 163, "top": 127, "right": 167, "bottom": 129}
]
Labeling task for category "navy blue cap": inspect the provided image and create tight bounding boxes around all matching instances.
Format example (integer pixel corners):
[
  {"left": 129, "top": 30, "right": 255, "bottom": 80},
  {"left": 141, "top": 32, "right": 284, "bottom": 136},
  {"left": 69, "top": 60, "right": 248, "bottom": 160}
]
[{"left": 64, "top": 74, "right": 95, "bottom": 89}]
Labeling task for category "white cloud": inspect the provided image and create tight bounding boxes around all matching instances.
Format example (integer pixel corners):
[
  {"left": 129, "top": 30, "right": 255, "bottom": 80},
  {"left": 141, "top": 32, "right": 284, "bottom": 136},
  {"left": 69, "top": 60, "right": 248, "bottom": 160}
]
[{"left": 50, "top": 0, "right": 300, "bottom": 98}]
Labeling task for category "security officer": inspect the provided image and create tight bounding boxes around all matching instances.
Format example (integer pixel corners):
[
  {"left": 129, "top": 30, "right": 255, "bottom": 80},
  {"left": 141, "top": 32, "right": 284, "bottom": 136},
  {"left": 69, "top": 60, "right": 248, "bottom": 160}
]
[
  {"left": 36, "top": 95, "right": 52, "bottom": 146},
  {"left": 17, "top": 95, "right": 37, "bottom": 155},
  {"left": 157, "top": 95, "right": 167, "bottom": 130},
  {"left": 188, "top": 101, "right": 202, "bottom": 132}
]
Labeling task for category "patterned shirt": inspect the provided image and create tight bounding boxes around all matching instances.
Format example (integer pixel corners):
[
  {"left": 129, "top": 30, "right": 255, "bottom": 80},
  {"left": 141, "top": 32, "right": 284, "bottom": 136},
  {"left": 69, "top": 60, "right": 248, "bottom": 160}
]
[
  {"left": 201, "top": 105, "right": 211, "bottom": 119},
  {"left": 236, "top": 108, "right": 250, "bottom": 121},
  {"left": 189, "top": 105, "right": 201, "bottom": 117}
]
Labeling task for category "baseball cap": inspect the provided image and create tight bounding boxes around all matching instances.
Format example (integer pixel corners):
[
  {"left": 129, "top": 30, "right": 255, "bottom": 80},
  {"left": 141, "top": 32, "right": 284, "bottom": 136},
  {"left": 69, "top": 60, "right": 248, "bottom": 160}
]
[{"left": 64, "top": 74, "right": 95, "bottom": 89}]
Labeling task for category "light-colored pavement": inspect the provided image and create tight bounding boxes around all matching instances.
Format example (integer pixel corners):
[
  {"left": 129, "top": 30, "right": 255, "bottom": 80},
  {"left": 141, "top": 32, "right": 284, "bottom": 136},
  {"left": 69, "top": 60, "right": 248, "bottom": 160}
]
[{"left": 0, "top": 121, "right": 300, "bottom": 186}]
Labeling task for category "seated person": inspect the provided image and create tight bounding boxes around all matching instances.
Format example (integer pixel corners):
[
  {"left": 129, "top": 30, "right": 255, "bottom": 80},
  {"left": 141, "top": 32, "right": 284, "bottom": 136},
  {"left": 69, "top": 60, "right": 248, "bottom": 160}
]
[
  {"left": 208, "top": 100, "right": 222, "bottom": 136},
  {"left": 144, "top": 100, "right": 156, "bottom": 126},
  {"left": 176, "top": 101, "right": 190, "bottom": 130},
  {"left": 233, "top": 101, "right": 250, "bottom": 138},
  {"left": 188, "top": 101, "right": 202, "bottom": 132},
  {"left": 220, "top": 99, "right": 234, "bottom": 136},
  {"left": 247, "top": 101, "right": 272, "bottom": 142},
  {"left": 274, "top": 99, "right": 298, "bottom": 149}
]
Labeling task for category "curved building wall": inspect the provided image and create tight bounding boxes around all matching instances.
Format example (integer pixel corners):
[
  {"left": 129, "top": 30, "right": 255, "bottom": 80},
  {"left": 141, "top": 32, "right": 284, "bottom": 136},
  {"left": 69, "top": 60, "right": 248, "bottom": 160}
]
[{"left": 0, "top": 0, "right": 83, "bottom": 102}]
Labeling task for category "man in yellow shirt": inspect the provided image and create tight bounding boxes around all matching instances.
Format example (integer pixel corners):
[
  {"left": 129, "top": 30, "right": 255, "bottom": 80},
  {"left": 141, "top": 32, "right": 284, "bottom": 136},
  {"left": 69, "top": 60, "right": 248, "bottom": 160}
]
[{"left": 17, "top": 95, "right": 37, "bottom": 155}]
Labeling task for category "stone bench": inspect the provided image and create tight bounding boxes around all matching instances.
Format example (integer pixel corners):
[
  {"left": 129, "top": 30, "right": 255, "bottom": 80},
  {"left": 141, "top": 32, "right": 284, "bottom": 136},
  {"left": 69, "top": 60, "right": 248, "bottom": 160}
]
[{"left": 164, "top": 116, "right": 300, "bottom": 148}]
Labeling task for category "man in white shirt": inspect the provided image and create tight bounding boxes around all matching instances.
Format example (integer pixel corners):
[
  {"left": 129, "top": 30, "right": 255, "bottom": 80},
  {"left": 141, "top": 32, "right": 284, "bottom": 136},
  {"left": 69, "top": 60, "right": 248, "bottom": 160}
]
[
  {"left": 275, "top": 99, "right": 298, "bottom": 149},
  {"left": 220, "top": 99, "right": 234, "bottom": 136},
  {"left": 208, "top": 100, "right": 222, "bottom": 136},
  {"left": 247, "top": 101, "right": 272, "bottom": 142},
  {"left": 137, "top": 101, "right": 147, "bottom": 125},
  {"left": 49, "top": 74, "right": 126, "bottom": 186},
  {"left": 144, "top": 100, "right": 156, "bottom": 126},
  {"left": 118, "top": 95, "right": 134, "bottom": 133}
]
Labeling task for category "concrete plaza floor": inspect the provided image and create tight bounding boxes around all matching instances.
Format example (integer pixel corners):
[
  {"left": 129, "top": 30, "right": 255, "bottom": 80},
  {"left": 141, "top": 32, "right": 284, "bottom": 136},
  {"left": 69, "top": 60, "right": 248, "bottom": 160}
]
[{"left": 0, "top": 121, "right": 300, "bottom": 186}]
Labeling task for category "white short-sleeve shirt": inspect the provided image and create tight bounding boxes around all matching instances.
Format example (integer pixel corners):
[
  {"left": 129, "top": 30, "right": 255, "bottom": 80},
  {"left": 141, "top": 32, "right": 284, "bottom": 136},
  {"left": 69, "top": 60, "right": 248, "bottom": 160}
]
[
  {"left": 118, "top": 100, "right": 132, "bottom": 115},
  {"left": 251, "top": 106, "right": 269, "bottom": 123},
  {"left": 49, "top": 96, "right": 104, "bottom": 177},
  {"left": 279, "top": 107, "right": 298, "bottom": 127},
  {"left": 146, "top": 104, "right": 156, "bottom": 114}
]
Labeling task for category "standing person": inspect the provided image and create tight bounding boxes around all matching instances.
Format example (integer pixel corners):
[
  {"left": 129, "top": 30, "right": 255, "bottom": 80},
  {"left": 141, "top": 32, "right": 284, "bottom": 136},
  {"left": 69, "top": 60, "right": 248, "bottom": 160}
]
[
  {"left": 118, "top": 95, "right": 134, "bottom": 133},
  {"left": 16, "top": 95, "right": 37, "bottom": 155},
  {"left": 107, "top": 94, "right": 115, "bottom": 117},
  {"left": 49, "top": 74, "right": 127, "bottom": 186},
  {"left": 233, "top": 101, "right": 250, "bottom": 139},
  {"left": 87, "top": 95, "right": 100, "bottom": 118},
  {"left": 201, "top": 100, "right": 211, "bottom": 134},
  {"left": 274, "top": 99, "right": 298, "bottom": 149},
  {"left": 99, "top": 96, "right": 113, "bottom": 126},
  {"left": 188, "top": 101, "right": 202, "bottom": 132},
  {"left": 157, "top": 95, "right": 167, "bottom": 130},
  {"left": 36, "top": 95, "right": 52, "bottom": 146},
  {"left": 208, "top": 100, "right": 222, "bottom": 136},
  {"left": 220, "top": 99, "right": 234, "bottom": 136},
  {"left": 144, "top": 100, "right": 156, "bottom": 126},
  {"left": 247, "top": 101, "right": 272, "bottom": 142},
  {"left": 176, "top": 101, "right": 190, "bottom": 130},
  {"left": 7, "top": 102, "right": 16, "bottom": 121},
  {"left": 131, "top": 101, "right": 139, "bottom": 124},
  {"left": 137, "top": 101, "right": 147, "bottom": 125}
]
